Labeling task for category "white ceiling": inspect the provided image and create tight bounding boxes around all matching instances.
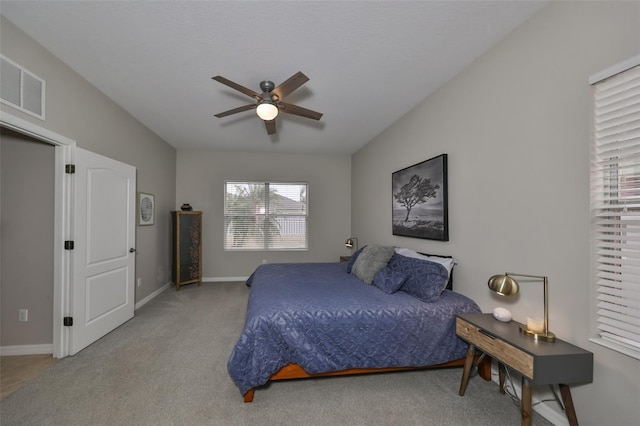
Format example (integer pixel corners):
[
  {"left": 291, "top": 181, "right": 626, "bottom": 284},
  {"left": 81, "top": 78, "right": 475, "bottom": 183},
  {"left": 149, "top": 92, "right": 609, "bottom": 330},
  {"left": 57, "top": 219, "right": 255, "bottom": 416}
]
[{"left": 1, "top": 1, "right": 547, "bottom": 155}]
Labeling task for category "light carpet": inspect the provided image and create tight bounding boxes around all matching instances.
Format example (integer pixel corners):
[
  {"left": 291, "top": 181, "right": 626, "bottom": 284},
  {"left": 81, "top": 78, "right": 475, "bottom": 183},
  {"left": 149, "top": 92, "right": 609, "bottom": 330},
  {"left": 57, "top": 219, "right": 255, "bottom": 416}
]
[{"left": 0, "top": 282, "right": 554, "bottom": 425}]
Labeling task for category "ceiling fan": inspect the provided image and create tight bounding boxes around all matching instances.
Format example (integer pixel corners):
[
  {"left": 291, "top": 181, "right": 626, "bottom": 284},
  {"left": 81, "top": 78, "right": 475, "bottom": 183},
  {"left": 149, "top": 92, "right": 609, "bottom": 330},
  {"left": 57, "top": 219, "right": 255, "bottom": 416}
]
[{"left": 212, "top": 71, "right": 323, "bottom": 135}]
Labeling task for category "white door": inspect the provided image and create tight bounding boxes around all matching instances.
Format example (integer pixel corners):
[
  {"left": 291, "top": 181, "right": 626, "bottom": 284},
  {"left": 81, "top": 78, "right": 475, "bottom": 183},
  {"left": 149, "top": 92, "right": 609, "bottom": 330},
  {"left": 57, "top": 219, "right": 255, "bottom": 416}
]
[{"left": 70, "top": 148, "right": 136, "bottom": 354}]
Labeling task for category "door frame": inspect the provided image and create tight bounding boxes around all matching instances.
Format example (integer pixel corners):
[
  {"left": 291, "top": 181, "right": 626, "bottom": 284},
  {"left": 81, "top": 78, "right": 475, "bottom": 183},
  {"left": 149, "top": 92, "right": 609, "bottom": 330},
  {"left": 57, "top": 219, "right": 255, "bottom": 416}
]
[{"left": 1, "top": 111, "right": 74, "bottom": 358}]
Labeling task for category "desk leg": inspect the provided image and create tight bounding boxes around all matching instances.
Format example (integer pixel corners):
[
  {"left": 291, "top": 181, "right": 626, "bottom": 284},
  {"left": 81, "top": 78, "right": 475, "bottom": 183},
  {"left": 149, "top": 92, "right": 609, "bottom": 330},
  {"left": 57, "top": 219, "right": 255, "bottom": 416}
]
[
  {"left": 498, "top": 363, "right": 506, "bottom": 394},
  {"left": 521, "top": 377, "right": 532, "bottom": 426},
  {"left": 458, "top": 344, "right": 475, "bottom": 396},
  {"left": 559, "top": 384, "right": 579, "bottom": 426}
]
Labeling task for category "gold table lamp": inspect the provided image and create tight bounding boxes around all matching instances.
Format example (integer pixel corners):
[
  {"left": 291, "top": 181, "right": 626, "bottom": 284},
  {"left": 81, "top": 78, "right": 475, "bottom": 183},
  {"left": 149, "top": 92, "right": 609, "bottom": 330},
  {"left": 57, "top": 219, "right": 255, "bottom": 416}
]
[{"left": 487, "top": 273, "right": 556, "bottom": 342}]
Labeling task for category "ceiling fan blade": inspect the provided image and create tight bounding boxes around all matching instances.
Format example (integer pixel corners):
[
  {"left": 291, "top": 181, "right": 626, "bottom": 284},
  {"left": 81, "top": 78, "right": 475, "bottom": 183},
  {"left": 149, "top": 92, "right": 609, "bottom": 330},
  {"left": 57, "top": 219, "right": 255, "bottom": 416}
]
[
  {"left": 214, "top": 104, "right": 256, "bottom": 118},
  {"left": 265, "top": 119, "right": 276, "bottom": 135},
  {"left": 212, "top": 76, "right": 261, "bottom": 99},
  {"left": 278, "top": 102, "right": 323, "bottom": 120},
  {"left": 271, "top": 71, "right": 309, "bottom": 100}
]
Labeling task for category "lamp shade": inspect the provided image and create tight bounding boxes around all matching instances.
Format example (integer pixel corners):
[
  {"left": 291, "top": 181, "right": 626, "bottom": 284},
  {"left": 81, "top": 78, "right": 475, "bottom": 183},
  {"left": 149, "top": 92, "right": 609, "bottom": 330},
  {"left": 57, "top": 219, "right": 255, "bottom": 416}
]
[
  {"left": 345, "top": 237, "right": 358, "bottom": 250},
  {"left": 256, "top": 102, "right": 279, "bottom": 121},
  {"left": 487, "top": 274, "right": 519, "bottom": 296}
]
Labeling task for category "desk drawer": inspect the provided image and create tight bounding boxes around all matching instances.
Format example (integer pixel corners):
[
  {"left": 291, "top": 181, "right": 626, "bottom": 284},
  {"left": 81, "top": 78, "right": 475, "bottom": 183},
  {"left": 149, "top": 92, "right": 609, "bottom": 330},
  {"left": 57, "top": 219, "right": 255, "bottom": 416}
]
[{"left": 456, "top": 317, "right": 534, "bottom": 378}]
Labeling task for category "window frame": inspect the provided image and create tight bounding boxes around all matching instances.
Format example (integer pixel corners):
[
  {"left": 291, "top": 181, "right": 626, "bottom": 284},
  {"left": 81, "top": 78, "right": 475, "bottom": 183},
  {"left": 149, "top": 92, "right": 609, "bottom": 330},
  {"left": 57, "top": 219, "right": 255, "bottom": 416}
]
[
  {"left": 223, "top": 180, "right": 308, "bottom": 252},
  {"left": 589, "top": 54, "right": 640, "bottom": 360}
]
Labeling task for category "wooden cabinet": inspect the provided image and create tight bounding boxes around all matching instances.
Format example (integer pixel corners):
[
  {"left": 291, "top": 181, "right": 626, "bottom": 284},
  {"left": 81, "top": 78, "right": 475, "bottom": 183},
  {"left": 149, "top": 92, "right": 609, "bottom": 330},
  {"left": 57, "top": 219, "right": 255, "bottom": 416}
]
[{"left": 171, "top": 211, "right": 202, "bottom": 291}]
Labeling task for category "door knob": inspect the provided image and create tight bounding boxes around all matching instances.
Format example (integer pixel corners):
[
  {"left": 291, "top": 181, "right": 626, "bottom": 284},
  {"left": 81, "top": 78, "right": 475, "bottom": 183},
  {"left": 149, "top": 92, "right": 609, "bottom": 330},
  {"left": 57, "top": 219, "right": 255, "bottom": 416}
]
[{"left": 129, "top": 248, "right": 136, "bottom": 253}]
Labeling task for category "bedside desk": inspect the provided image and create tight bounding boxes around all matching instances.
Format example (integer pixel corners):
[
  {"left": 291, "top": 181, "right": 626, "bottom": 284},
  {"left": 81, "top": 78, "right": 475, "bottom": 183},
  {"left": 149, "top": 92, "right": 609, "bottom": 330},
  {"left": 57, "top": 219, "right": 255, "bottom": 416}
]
[{"left": 456, "top": 313, "right": 593, "bottom": 426}]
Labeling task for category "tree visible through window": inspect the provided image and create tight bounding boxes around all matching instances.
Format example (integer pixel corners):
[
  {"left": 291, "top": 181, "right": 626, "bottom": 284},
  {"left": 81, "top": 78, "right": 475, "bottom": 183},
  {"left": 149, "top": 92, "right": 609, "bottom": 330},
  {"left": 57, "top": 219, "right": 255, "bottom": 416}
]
[{"left": 224, "top": 181, "right": 308, "bottom": 250}]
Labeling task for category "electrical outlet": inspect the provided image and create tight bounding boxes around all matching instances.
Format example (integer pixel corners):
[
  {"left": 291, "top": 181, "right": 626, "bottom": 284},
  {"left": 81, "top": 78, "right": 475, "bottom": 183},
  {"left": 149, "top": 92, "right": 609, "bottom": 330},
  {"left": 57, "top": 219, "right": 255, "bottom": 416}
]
[
  {"left": 19, "top": 309, "right": 28, "bottom": 322},
  {"left": 262, "top": 259, "right": 267, "bottom": 264},
  {"left": 137, "top": 278, "right": 142, "bottom": 288}
]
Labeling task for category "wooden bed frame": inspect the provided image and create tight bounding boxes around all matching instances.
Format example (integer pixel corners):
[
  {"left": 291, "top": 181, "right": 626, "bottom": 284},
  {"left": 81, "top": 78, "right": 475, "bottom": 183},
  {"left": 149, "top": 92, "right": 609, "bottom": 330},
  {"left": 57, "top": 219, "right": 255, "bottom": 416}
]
[{"left": 242, "top": 354, "right": 491, "bottom": 402}]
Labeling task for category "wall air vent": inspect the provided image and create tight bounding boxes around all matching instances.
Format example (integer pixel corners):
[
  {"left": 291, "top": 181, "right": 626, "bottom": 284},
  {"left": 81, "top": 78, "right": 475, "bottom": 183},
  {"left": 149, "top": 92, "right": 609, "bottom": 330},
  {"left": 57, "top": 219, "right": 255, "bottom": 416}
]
[{"left": 0, "top": 55, "right": 45, "bottom": 120}]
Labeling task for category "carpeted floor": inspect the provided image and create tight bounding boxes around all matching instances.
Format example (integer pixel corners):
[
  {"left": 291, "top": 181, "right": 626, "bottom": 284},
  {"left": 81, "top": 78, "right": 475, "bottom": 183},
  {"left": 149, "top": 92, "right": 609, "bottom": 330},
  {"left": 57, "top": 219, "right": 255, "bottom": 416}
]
[{"left": 0, "top": 282, "right": 554, "bottom": 425}]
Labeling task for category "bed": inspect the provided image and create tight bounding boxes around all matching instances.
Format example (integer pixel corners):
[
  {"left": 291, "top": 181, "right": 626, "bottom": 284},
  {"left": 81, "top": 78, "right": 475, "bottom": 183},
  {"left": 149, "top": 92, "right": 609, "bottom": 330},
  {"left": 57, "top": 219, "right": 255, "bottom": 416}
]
[{"left": 227, "top": 246, "right": 489, "bottom": 402}]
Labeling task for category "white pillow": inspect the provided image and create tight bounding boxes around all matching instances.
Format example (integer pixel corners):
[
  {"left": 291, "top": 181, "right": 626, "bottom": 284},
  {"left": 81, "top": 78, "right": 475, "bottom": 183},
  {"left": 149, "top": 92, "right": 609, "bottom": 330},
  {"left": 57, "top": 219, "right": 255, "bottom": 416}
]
[
  {"left": 394, "top": 247, "right": 456, "bottom": 277},
  {"left": 394, "top": 247, "right": 424, "bottom": 259}
]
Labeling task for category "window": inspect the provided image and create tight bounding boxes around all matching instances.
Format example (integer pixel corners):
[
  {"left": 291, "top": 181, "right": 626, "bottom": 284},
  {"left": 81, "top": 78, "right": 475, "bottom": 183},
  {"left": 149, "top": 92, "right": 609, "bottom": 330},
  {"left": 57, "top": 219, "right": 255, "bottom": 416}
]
[
  {"left": 589, "top": 57, "right": 640, "bottom": 360},
  {"left": 224, "top": 181, "right": 308, "bottom": 251}
]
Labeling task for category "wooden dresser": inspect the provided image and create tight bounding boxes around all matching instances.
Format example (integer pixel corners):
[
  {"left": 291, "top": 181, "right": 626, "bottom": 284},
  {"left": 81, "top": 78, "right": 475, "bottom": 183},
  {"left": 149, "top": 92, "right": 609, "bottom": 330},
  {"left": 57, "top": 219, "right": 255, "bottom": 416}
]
[{"left": 171, "top": 211, "right": 202, "bottom": 291}]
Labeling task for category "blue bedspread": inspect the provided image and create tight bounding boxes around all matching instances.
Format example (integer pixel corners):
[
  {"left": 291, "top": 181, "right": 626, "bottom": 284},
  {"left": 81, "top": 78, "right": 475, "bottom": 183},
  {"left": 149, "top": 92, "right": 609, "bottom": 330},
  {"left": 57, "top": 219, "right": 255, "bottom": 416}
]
[{"left": 227, "top": 262, "right": 481, "bottom": 395}]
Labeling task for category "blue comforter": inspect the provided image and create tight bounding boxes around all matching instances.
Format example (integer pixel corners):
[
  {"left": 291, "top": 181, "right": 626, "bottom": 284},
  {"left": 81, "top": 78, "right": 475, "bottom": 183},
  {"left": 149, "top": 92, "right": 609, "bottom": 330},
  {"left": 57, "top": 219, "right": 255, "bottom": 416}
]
[{"left": 227, "top": 262, "right": 480, "bottom": 395}]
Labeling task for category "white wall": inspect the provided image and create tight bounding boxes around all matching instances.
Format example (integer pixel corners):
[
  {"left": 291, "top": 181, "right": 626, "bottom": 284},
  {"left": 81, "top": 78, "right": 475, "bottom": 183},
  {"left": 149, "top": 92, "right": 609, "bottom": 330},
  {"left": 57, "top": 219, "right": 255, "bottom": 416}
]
[
  {"left": 176, "top": 150, "right": 351, "bottom": 278},
  {"left": 351, "top": 2, "right": 639, "bottom": 425},
  {"left": 0, "top": 17, "right": 176, "bottom": 304}
]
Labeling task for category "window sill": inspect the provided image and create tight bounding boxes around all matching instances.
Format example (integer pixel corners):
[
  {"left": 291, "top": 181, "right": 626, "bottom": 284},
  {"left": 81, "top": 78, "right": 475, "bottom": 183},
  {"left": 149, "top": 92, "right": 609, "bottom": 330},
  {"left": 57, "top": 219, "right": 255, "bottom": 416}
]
[{"left": 589, "top": 337, "right": 640, "bottom": 361}]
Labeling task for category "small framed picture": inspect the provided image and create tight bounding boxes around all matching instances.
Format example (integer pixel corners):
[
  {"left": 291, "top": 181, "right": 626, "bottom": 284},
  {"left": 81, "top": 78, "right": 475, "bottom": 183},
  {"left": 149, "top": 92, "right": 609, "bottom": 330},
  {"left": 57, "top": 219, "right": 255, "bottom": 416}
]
[{"left": 138, "top": 192, "right": 155, "bottom": 226}]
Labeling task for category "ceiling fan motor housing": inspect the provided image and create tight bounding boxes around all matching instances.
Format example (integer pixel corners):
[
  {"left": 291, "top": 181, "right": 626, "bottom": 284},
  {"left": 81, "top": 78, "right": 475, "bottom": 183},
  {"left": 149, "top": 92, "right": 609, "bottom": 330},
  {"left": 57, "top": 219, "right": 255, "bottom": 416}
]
[{"left": 259, "top": 80, "right": 275, "bottom": 93}]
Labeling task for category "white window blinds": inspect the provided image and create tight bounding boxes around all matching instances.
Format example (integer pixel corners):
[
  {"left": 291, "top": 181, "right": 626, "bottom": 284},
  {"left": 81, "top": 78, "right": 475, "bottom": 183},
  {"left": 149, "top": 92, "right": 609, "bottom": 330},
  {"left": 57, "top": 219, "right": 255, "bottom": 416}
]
[
  {"left": 590, "top": 62, "right": 640, "bottom": 359},
  {"left": 224, "top": 181, "right": 308, "bottom": 251}
]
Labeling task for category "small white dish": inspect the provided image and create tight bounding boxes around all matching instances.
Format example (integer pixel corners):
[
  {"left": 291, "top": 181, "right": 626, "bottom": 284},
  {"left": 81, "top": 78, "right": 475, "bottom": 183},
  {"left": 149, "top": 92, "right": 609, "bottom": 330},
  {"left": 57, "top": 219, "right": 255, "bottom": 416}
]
[{"left": 493, "top": 307, "right": 512, "bottom": 322}]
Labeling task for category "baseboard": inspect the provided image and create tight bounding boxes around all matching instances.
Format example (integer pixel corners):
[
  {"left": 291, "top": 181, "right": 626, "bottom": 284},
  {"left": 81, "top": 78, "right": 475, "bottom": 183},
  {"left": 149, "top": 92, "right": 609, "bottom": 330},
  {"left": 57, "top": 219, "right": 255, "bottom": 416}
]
[
  {"left": 134, "top": 279, "right": 245, "bottom": 310},
  {"left": 1, "top": 281, "right": 241, "bottom": 356},
  {"left": 202, "top": 277, "right": 248, "bottom": 283},
  {"left": 0, "top": 343, "right": 53, "bottom": 356},
  {"left": 534, "top": 402, "right": 569, "bottom": 426},
  {"left": 2, "top": 285, "right": 170, "bottom": 355},
  {"left": 489, "top": 364, "right": 569, "bottom": 426},
  {"left": 135, "top": 282, "right": 170, "bottom": 310}
]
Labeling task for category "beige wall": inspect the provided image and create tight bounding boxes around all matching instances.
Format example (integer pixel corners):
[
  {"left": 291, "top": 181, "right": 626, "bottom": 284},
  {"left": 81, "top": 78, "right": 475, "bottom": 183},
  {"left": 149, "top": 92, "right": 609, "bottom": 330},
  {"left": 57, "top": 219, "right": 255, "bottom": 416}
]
[
  {"left": 176, "top": 150, "right": 351, "bottom": 278},
  {"left": 0, "top": 129, "right": 55, "bottom": 346},
  {"left": 0, "top": 17, "right": 177, "bottom": 347},
  {"left": 352, "top": 1, "right": 639, "bottom": 424}
]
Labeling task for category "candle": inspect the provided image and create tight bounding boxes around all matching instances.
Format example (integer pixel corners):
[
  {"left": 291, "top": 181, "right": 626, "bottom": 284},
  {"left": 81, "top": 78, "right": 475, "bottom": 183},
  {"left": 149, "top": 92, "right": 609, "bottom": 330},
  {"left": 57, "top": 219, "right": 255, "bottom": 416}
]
[{"left": 527, "top": 317, "right": 545, "bottom": 334}]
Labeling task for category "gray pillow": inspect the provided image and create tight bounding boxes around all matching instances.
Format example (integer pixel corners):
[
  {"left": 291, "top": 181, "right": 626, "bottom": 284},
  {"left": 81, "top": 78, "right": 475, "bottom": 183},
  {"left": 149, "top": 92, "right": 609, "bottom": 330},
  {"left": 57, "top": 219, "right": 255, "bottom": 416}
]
[{"left": 351, "top": 245, "right": 395, "bottom": 284}]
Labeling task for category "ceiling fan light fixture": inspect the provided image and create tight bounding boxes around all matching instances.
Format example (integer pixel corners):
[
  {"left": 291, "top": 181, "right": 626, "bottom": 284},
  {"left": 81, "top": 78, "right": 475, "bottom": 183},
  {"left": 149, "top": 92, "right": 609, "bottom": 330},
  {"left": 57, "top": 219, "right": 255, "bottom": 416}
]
[
  {"left": 256, "top": 101, "right": 279, "bottom": 121},
  {"left": 213, "top": 72, "right": 322, "bottom": 134}
]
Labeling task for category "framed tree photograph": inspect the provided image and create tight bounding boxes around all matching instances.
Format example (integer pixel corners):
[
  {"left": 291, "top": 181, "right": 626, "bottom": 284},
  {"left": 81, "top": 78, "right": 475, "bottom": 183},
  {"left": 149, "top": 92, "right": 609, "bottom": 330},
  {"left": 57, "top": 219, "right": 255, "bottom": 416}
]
[
  {"left": 138, "top": 192, "right": 155, "bottom": 226},
  {"left": 392, "top": 154, "right": 448, "bottom": 241}
]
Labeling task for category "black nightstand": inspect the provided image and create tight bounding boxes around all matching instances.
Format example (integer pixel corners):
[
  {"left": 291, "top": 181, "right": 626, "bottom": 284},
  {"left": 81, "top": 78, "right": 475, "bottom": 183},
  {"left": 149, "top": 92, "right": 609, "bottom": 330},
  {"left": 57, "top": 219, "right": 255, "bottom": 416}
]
[{"left": 456, "top": 313, "right": 593, "bottom": 426}]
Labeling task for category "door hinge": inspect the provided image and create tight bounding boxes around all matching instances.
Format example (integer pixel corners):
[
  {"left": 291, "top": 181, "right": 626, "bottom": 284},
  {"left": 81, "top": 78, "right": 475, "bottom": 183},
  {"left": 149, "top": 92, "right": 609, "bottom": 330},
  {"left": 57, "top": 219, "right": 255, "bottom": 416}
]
[
  {"left": 63, "top": 317, "right": 73, "bottom": 326},
  {"left": 65, "top": 164, "right": 76, "bottom": 174},
  {"left": 64, "top": 240, "right": 74, "bottom": 250}
]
